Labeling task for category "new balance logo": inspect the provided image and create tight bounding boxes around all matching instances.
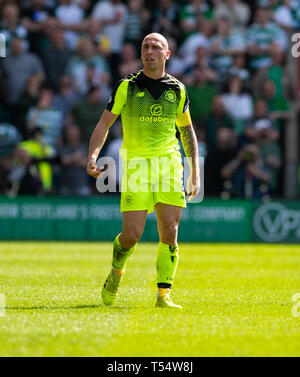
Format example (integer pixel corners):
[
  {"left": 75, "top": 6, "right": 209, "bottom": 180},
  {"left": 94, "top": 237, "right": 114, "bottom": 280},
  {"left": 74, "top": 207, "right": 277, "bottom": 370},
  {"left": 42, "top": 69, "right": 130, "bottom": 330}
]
[{"left": 136, "top": 92, "right": 145, "bottom": 97}]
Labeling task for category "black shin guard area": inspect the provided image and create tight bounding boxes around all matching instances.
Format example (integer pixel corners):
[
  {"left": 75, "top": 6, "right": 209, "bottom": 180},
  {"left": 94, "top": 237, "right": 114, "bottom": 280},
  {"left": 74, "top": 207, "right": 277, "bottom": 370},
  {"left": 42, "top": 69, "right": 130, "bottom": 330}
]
[{"left": 157, "top": 283, "right": 172, "bottom": 289}]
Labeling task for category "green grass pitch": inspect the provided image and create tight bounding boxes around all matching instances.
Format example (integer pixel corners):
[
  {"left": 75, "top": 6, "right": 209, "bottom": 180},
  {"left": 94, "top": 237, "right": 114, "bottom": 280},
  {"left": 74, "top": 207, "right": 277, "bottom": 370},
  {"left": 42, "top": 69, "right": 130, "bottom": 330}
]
[{"left": 0, "top": 242, "right": 300, "bottom": 357}]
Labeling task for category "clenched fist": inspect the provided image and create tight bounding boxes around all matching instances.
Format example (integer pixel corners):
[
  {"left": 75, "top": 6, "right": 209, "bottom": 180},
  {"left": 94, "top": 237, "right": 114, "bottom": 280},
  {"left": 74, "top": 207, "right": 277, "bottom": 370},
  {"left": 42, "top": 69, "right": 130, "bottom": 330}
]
[{"left": 86, "top": 158, "right": 104, "bottom": 179}]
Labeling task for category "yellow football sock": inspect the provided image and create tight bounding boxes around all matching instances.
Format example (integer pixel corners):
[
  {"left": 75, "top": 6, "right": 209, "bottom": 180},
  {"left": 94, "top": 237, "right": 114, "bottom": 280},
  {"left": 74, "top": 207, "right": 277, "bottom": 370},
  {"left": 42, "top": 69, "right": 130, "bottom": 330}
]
[{"left": 158, "top": 288, "right": 170, "bottom": 297}]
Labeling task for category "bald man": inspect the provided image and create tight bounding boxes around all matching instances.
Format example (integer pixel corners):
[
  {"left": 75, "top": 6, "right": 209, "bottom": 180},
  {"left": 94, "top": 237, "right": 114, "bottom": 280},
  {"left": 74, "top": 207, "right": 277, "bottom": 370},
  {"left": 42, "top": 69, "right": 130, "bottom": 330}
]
[{"left": 87, "top": 33, "right": 200, "bottom": 309}]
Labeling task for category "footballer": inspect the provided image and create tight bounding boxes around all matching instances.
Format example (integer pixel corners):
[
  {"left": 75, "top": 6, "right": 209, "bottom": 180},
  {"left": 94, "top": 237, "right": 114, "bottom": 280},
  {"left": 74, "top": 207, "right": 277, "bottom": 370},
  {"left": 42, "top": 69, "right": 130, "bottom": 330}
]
[{"left": 87, "top": 33, "right": 200, "bottom": 308}]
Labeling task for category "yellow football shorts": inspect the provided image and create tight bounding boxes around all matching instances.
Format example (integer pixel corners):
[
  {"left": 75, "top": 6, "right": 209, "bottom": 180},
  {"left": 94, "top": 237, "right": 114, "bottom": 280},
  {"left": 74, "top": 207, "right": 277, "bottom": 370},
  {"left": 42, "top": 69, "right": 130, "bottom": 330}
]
[{"left": 120, "top": 151, "right": 186, "bottom": 213}]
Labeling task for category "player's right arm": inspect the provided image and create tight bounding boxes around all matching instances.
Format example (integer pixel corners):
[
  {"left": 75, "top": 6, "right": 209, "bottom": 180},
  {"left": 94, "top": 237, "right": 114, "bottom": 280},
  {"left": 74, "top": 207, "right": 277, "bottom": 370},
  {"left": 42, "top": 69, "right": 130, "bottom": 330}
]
[
  {"left": 87, "top": 110, "right": 118, "bottom": 179},
  {"left": 87, "top": 78, "right": 129, "bottom": 179}
]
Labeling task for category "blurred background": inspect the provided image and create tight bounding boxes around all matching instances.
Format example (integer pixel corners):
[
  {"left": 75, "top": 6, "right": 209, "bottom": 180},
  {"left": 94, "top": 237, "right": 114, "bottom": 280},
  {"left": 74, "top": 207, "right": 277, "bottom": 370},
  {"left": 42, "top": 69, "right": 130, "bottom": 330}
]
[{"left": 0, "top": 0, "right": 299, "bottom": 243}]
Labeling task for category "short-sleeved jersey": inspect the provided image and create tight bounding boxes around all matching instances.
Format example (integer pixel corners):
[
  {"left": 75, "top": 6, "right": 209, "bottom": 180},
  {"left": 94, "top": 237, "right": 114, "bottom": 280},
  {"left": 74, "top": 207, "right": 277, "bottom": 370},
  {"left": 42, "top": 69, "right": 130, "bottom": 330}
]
[{"left": 106, "top": 71, "right": 190, "bottom": 159}]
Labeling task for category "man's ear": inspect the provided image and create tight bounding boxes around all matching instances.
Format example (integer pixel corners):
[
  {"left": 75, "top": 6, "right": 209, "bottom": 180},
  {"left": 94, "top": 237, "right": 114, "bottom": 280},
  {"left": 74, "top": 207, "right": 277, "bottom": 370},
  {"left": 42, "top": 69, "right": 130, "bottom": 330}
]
[{"left": 166, "top": 49, "right": 171, "bottom": 60}]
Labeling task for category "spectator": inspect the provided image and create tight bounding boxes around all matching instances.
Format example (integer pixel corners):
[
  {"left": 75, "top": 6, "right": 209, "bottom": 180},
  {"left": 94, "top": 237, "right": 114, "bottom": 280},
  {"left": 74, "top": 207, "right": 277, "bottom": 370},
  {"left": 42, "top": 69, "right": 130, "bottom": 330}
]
[
  {"left": 52, "top": 75, "right": 82, "bottom": 119},
  {"left": 15, "top": 75, "right": 43, "bottom": 137},
  {"left": 91, "top": 0, "right": 128, "bottom": 80},
  {"left": 55, "top": 0, "right": 86, "bottom": 49},
  {"left": 259, "top": 79, "right": 291, "bottom": 130},
  {"left": 0, "top": 122, "right": 21, "bottom": 160},
  {"left": 221, "top": 75, "right": 253, "bottom": 134},
  {"left": 152, "top": 0, "right": 180, "bottom": 41},
  {"left": 21, "top": 0, "right": 55, "bottom": 56},
  {"left": 26, "top": 86, "right": 63, "bottom": 149},
  {"left": 184, "top": 45, "right": 218, "bottom": 82},
  {"left": 205, "top": 127, "right": 238, "bottom": 196},
  {"left": 74, "top": 0, "right": 91, "bottom": 11},
  {"left": 18, "top": 127, "right": 55, "bottom": 193},
  {"left": 65, "top": 36, "right": 111, "bottom": 94},
  {"left": 213, "top": 0, "right": 250, "bottom": 31},
  {"left": 165, "top": 37, "right": 185, "bottom": 78},
  {"left": 80, "top": 63, "right": 110, "bottom": 102},
  {"left": 222, "top": 143, "right": 272, "bottom": 199},
  {"left": 205, "top": 95, "right": 234, "bottom": 148},
  {"left": 179, "top": 19, "right": 213, "bottom": 70},
  {"left": 118, "top": 43, "right": 141, "bottom": 79},
  {"left": 0, "top": 3, "right": 29, "bottom": 54},
  {"left": 243, "top": 98, "right": 279, "bottom": 144},
  {"left": 290, "top": 0, "right": 300, "bottom": 31},
  {"left": 0, "top": 37, "right": 44, "bottom": 106},
  {"left": 60, "top": 124, "right": 91, "bottom": 196},
  {"left": 252, "top": 44, "right": 293, "bottom": 99},
  {"left": 0, "top": 123, "right": 21, "bottom": 194},
  {"left": 273, "top": 0, "right": 296, "bottom": 32},
  {"left": 254, "top": 117, "right": 282, "bottom": 194},
  {"left": 209, "top": 16, "right": 247, "bottom": 77},
  {"left": 71, "top": 86, "right": 106, "bottom": 144},
  {"left": 7, "top": 146, "right": 42, "bottom": 195},
  {"left": 125, "top": 0, "right": 150, "bottom": 47},
  {"left": 179, "top": 0, "right": 213, "bottom": 40},
  {"left": 42, "top": 28, "right": 72, "bottom": 89},
  {"left": 227, "top": 52, "right": 250, "bottom": 89},
  {"left": 248, "top": 6, "right": 287, "bottom": 70},
  {"left": 187, "top": 65, "right": 218, "bottom": 126}
]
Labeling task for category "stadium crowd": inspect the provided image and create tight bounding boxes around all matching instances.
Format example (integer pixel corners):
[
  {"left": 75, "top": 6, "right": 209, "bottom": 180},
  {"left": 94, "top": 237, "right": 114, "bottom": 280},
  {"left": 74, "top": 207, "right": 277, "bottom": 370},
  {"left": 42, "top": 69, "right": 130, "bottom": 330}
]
[{"left": 0, "top": 0, "right": 297, "bottom": 199}]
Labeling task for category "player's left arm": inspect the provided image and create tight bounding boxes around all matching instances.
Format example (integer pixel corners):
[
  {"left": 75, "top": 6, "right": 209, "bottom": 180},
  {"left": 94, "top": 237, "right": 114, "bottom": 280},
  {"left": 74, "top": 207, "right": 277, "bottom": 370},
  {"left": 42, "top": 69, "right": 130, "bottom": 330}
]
[{"left": 176, "top": 110, "right": 200, "bottom": 201}]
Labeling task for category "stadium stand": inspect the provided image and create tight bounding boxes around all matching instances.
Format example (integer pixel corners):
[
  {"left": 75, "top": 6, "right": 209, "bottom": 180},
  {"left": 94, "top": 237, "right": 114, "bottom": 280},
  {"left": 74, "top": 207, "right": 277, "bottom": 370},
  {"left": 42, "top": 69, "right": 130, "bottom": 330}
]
[{"left": 0, "top": 0, "right": 299, "bottom": 199}]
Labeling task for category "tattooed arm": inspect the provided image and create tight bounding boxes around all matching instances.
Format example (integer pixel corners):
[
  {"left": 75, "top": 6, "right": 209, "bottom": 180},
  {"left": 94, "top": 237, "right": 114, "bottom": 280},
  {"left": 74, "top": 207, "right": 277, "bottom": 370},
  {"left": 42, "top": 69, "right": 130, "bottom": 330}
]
[
  {"left": 87, "top": 109, "right": 118, "bottom": 179},
  {"left": 177, "top": 124, "right": 200, "bottom": 201}
]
